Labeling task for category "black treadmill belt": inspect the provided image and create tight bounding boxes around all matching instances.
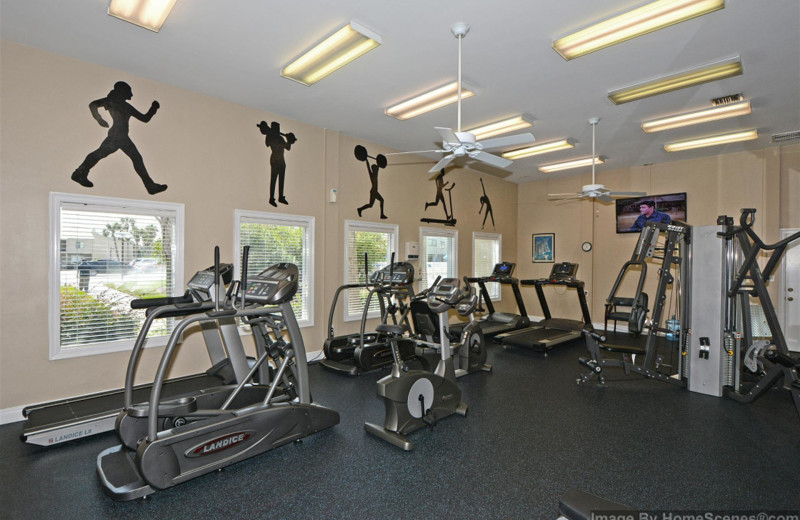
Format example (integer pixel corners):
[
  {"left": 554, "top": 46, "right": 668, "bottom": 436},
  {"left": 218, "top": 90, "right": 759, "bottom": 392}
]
[
  {"left": 500, "top": 327, "right": 579, "bottom": 348},
  {"left": 24, "top": 374, "right": 223, "bottom": 431}
]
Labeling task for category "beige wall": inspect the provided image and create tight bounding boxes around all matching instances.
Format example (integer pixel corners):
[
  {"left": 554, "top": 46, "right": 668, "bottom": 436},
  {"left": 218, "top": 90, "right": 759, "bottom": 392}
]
[
  {"left": 517, "top": 144, "right": 799, "bottom": 324},
  {"left": 0, "top": 40, "right": 518, "bottom": 410}
]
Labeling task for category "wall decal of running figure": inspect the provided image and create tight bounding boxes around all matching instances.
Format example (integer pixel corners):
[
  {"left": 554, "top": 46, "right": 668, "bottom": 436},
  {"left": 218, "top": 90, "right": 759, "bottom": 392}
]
[
  {"left": 257, "top": 120, "right": 297, "bottom": 207},
  {"left": 70, "top": 81, "right": 167, "bottom": 195}
]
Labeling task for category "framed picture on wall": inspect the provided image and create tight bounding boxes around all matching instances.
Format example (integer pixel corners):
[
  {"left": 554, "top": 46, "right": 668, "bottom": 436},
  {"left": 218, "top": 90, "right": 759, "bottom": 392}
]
[{"left": 532, "top": 233, "right": 554, "bottom": 263}]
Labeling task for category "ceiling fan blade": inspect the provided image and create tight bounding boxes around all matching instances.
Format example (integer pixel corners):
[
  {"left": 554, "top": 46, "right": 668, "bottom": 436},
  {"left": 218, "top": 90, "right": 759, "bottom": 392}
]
[
  {"left": 594, "top": 194, "right": 615, "bottom": 203},
  {"left": 547, "top": 192, "right": 581, "bottom": 199},
  {"left": 607, "top": 191, "right": 647, "bottom": 197},
  {"left": 435, "top": 127, "right": 461, "bottom": 145},
  {"left": 477, "top": 132, "right": 535, "bottom": 151},
  {"left": 384, "top": 149, "right": 446, "bottom": 156},
  {"left": 428, "top": 154, "right": 456, "bottom": 173},
  {"left": 469, "top": 150, "right": 513, "bottom": 169}
]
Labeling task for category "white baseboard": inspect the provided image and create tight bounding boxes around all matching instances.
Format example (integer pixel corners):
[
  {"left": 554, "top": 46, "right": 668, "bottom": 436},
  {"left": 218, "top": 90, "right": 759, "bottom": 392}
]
[{"left": 1, "top": 405, "right": 25, "bottom": 426}]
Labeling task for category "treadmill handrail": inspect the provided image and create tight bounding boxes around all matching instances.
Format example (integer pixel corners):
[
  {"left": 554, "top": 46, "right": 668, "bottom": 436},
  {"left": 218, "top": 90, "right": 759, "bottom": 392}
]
[
  {"left": 146, "top": 303, "right": 299, "bottom": 440},
  {"left": 123, "top": 300, "right": 217, "bottom": 408},
  {"left": 325, "top": 282, "right": 370, "bottom": 340}
]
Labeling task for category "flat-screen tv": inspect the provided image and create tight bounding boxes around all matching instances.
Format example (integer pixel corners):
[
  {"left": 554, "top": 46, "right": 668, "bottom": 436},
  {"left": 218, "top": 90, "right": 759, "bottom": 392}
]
[{"left": 615, "top": 192, "right": 687, "bottom": 234}]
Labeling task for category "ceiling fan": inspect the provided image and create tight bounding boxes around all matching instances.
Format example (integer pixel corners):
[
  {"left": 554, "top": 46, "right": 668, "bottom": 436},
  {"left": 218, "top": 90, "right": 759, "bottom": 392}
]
[
  {"left": 387, "top": 23, "right": 535, "bottom": 174},
  {"left": 547, "top": 118, "right": 646, "bottom": 203}
]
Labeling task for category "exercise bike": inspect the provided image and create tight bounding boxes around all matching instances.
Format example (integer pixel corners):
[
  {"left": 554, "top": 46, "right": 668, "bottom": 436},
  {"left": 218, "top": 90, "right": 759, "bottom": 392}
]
[
  {"left": 410, "top": 278, "right": 491, "bottom": 377},
  {"left": 364, "top": 276, "right": 470, "bottom": 451}
]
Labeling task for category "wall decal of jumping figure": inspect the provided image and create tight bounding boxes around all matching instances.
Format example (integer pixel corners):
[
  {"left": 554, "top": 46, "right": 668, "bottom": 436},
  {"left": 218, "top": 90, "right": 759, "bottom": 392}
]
[
  {"left": 479, "top": 178, "right": 495, "bottom": 230},
  {"left": 70, "top": 81, "right": 167, "bottom": 195}
]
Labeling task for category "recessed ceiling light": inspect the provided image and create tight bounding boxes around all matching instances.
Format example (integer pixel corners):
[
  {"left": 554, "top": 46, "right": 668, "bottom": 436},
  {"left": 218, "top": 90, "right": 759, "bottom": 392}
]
[
  {"left": 502, "top": 139, "right": 574, "bottom": 160},
  {"left": 553, "top": 0, "right": 725, "bottom": 60},
  {"left": 538, "top": 157, "right": 604, "bottom": 173},
  {"left": 664, "top": 129, "right": 758, "bottom": 152},
  {"left": 642, "top": 100, "right": 751, "bottom": 133},
  {"left": 281, "top": 21, "right": 381, "bottom": 86},
  {"left": 108, "top": 0, "right": 178, "bottom": 32},
  {"left": 385, "top": 82, "right": 476, "bottom": 120},
  {"left": 466, "top": 115, "right": 532, "bottom": 141},
  {"left": 608, "top": 56, "right": 743, "bottom": 105}
]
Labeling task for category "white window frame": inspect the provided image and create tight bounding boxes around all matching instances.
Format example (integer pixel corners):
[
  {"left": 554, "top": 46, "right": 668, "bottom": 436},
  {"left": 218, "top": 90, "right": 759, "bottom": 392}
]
[
  {"left": 343, "top": 220, "right": 398, "bottom": 322},
  {"left": 49, "top": 192, "right": 185, "bottom": 359},
  {"left": 419, "top": 227, "right": 458, "bottom": 291},
  {"left": 234, "top": 210, "right": 315, "bottom": 328},
  {"left": 473, "top": 231, "right": 502, "bottom": 301}
]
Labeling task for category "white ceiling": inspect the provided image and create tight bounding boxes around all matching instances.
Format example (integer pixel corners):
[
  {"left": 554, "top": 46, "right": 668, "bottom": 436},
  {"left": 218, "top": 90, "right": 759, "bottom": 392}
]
[{"left": 2, "top": 0, "right": 798, "bottom": 183}]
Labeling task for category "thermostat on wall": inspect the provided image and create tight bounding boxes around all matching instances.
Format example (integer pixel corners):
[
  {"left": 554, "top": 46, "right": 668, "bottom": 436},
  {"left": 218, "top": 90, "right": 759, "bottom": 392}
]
[{"left": 405, "top": 241, "right": 419, "bottom": 260}]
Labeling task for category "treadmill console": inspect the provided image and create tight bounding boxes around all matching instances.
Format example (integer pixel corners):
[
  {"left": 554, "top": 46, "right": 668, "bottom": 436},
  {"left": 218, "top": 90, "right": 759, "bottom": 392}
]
[
  {"left": 187, "top": 263, "right": 234, "bottom": 296},
  {"left": 240, "top": 262, "right": 299, "bottom": 305},
  {"left": 370, "top": 261, "right": 415, "bottom": 285},
  {"left": 488, "top": 262, "right": 516, "bottom": 280},
  {"left": 548, "top": 262, "right": 578, "bottom": 282}
]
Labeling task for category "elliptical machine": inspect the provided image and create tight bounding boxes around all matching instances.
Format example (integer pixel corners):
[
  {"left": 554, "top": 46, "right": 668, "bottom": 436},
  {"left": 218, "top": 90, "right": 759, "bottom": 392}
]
[
  {"left": 364, "top": 276, "right": 470, "bottom": 451},
  {"left": 96, "top": 248, "right": 339, "bottom": 500}
]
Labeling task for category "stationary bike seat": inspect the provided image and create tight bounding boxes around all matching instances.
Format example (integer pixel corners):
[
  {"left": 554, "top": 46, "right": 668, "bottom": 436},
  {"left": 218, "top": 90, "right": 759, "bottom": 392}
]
[{"left": 375, "top": 323, "right": 405, "bottom": 336}]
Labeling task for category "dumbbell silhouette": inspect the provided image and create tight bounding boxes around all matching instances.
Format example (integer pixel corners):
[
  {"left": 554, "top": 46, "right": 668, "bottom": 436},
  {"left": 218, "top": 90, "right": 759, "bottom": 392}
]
[{"left": 354, "top": 145, "right": 387, "bottom": 169}]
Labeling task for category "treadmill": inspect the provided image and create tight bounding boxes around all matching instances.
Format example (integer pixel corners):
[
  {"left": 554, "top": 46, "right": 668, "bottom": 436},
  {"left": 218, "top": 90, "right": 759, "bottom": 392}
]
[
  {"left": 21, "top": 262, "right": 253, "bottom": 447},
  {"left": 497, "top": 262, "right": 592, "bottom": 354},
  {"left": 450, "top": 262, "right": 530, "bottom": 339}
]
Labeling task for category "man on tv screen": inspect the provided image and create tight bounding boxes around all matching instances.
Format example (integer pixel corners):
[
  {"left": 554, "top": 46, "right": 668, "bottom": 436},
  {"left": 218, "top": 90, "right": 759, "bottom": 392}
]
[{"left": 630, "top": 200, "right": 671, "bottom": 231}]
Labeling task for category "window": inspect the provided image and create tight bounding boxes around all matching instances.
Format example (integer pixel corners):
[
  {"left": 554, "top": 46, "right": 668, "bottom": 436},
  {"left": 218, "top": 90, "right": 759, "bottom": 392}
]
[
  {"left": 343, "top": 220, "right": 398, "bottom": 321},
  {"left": 235, "top": 210, "right": 314, "bottom": 327},
  {"left": 473, "top": 232, "right": 502, "bottom": 301},
  {"left": 419, "top": 227, "right": 458, "bottom": 291},
  {"left": 50, "top": 193, "right": 184, "bottom": 359}
]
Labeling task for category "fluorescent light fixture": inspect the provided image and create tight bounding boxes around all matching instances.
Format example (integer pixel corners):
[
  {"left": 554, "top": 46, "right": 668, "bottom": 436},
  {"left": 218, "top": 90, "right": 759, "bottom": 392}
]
[
  {"left": 664, "top": 129, "right": 758, "bottom": 152},
  {"left": 466, "top": 115, "right": 532, "bottom": 140},
  {"left": 502, "top": 139, "right": 574, "bottom": 160},
  {"left": 608, "top": 57, "right": 742, "bottom": 105},
  {"left": 108, "top": 0, "right": 178, "bottom": 32},
  {"left": 553, "top": 0, "right": 725, "bottom": 60},
  {"left": 642, "top": 100, "right": 751, "bottom": 132},
  {"left": 385, "top": 82, "right": 476, "bottom": 120},
  {"left": 538, "top": 157, "right": 604, "bottom": 173},
  {"left": 281, "top": 21, "right": 381, "bottom": 86}
]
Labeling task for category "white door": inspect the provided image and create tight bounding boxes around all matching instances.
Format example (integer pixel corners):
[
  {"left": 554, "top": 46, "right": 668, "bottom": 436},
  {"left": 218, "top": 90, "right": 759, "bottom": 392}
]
[{"left": 779, "top": 228, "right": 800, "bottom": 352}]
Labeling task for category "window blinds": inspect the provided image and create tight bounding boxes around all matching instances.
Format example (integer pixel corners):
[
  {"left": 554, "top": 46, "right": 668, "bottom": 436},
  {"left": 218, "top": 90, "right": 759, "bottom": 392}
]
[
  {"left": 58, "top": 204, "right": 177, "bottom": 349},
  {"left": 474, "top": 234, "right": 501, "bottom": 300},
  {"left": 238, "top": 218, "right": 311, "bottom": 322},
  {"left": 345, "top": 227, "right": 392, "bottom": 319},
  {"left": 419, "top": 230, "right": 457, "bottom": 291}
]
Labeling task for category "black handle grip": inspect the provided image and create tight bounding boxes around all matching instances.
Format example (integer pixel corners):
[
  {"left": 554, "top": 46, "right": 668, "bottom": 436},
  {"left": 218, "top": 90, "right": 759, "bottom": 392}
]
[{"left": 131, "top": 291, "right": 192, "bottom": 309}]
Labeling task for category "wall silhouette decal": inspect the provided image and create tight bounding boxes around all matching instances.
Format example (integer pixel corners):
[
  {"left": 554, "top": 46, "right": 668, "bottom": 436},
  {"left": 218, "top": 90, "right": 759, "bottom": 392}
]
[
  {"left": 258, "top": 121, "right": 296, "bottom": 207},
  {"left": 479, "top": 178, "right": 495, "bottom": 230},
  {"left": 354, "top": 145, "right": 388, "bottom": 219},
  {"left": 71, "top": 81, "right": 167, "bottom": 195},
  {"left": 421, "top": 169, "right": 456, "bottom": 227}
]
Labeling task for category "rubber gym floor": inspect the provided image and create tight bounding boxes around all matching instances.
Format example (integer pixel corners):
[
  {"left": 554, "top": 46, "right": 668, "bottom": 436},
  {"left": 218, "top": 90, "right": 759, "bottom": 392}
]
[{"left": 1, "top": 339, "right": 798, "bottom": 519}]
